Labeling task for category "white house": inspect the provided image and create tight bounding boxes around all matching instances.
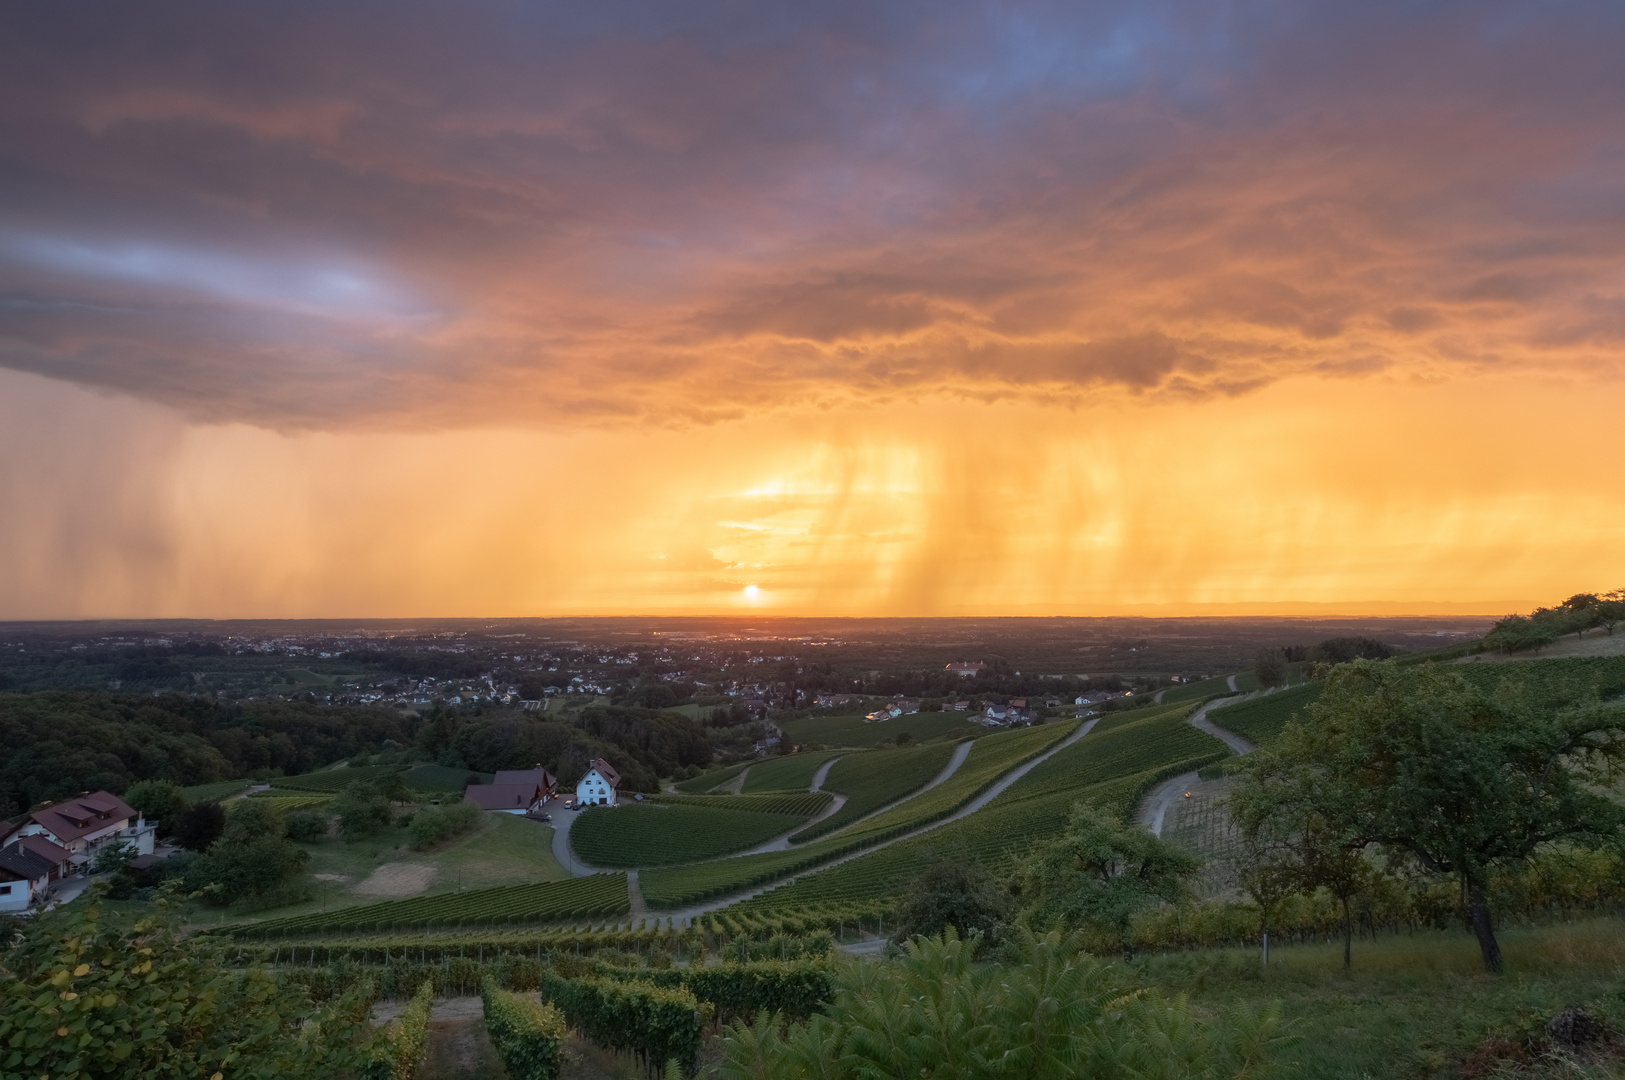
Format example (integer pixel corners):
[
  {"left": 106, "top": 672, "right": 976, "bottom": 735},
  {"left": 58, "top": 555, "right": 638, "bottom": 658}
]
[{"left": 575, "top": 758, "right": 620, "bottom": 807}]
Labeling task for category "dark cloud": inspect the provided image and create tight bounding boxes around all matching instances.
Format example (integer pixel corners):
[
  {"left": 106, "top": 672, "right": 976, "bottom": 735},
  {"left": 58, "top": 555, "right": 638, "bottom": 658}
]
[{"left": 1, "top": 0, "right": 1623, "bottom": 427}]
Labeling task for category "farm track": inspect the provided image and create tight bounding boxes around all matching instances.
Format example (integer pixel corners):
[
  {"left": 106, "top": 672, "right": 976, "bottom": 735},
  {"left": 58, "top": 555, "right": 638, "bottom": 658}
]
[
  {"left": 1137, "top": 694, "right": 1254, "bottom": 836},
  {"left": 646, "top": 719, "right": 1099, "bottom": 927},
  {"left": 809, "top": 757, "right": 841, "bottom": 792}
]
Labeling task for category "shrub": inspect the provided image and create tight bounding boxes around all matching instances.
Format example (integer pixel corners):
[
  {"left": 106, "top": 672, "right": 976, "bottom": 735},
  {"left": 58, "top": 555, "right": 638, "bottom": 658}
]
[
  {"left": 409, "top": 801, "right": 482, "bottom": 850},
  {"left": 482, "top": 977, "right": 569, "bottom": 1080},
  {"left": 368, "top": 978, "right": 434, "bottom": 1080},
  {"left": 174, "top": 800, "right": 226, "bottom": 851},
  {"left": 541, "top": 971, "right": 711, "bottom": 1074},
  {"left": 286, "top": 808, "right": 331, "bottom": 841},
  {"left": 122, "top": 779, "right": 188, "bottom": 834}
]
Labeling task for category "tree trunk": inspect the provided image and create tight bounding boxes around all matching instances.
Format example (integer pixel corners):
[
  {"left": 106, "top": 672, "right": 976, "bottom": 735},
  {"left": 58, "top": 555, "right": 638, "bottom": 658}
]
[
  {"left": 1464, "top": 874, "right": 1503, "bottom": 973},
  {"left": 1341, "top": 896, "right": 1352, "bottom": 970}
]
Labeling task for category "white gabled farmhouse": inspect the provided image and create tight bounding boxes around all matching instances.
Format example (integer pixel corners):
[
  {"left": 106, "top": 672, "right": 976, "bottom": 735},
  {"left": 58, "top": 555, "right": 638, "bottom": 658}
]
[{"left": 575, "top": 758, "right": 620, "bottom": 807}]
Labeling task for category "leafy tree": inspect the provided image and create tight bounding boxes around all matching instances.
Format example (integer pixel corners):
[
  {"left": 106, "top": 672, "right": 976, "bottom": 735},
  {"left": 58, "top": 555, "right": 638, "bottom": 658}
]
[
  {"left": 1231, "top": 660, "right": 1625, "bottom": 972},
  {"left": 1253, "top": 649, "right": 1287, "bottom": 689},
  {"left": 91, "top": 839, "right": 137, "bottom": 876},
  {"left": 891, "top": 859, "right": 1008, "bottom": 947},
  {"left": 121, "top": 779, "right": 187, "bottom": 835},
  {"left": 173, "top": 800, "right": 226, "bottom": 852},
  {"left": 1012, "top": 803, "right": 1200, "bottom": 959},
  {"left": 221, "top": 798, "right": 285, "bottom": 845},
  {"left": 0, "top": 888, "right": 379, "bottom": 1078},
  {"left": 333, "top": 780, "right": 395, "bottom": 841},
  {"left": 284, "top": 808, "right": 330, "bottom": 842},
  {"left": 717, "top": 929, "right": 1285, "bottom": 1080},
  {"left": 1598, "top": 588, "right": 1625, "bottom": 636},
  {"left": 182, "top": 834, "right": 309, "bottom": 908},
  {"left": 408, "top": 801, "right": 482, "bottom": 850}
]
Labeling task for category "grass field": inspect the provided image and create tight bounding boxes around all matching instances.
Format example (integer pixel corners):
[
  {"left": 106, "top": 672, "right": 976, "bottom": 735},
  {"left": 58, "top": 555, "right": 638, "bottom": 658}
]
[
  {"left": 792, "top": 742, "right": 957, "bottom": 841},
  {"left": 1207, "top": 683, "right": 1323, "bottom": 747},
  {"left": 673, "top": 761, "right": 753, "bottom": 793},
  {"left": 570, "top": 804, "right": 807, "bottom": 867},
  {"left": 740, "top": 750, "right": 845, "bottom": 792},
  {"left": 780, "top": 712, "right": 980, "bottom": 748}
]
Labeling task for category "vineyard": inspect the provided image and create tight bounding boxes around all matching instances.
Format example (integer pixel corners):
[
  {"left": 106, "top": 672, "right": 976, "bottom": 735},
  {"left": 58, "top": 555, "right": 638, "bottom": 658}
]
[
  {"left": 741, "top": 709, "right": 1230, "bottom": 910},
  {"left": 828, "top": 721, "right": 1077, "bottom": 844},
  {"left": 268, "top": 764, "right": 404, "bottom": 793},
  {"left": 672, "top": 761, "right": 752, "bottom": 793},
  {"left": 239, "top": 793, "right": 333, "bottom": 813},
  {"left": 231, "top": 873, "right": 630, "bottom": 937},
  {"left": 569, "top": 804, "right": 808, "bottom": 867},
  {"left": 181, "top": 778, "right": 254, "bottom": 802},
  {"left": 402, "top": 763, "right": 489, "bottom": 792},
  {"left": 1207, "top": 683, "right": 1323, "bottom": 747},
  {"left": 791, "top": 742, "right": 957, "bottom": 841},
  {"left": 779, "top": 711, "right": 978, "bottom": 748},
  {"left": 648, "top": 791, "right": 832, "bottom": 817},
  {"left": 1154, "top": 674, "right": 1235, "bottom": 705},
  {"left": 739, "top": 750, "right": 844, "bottom": 792}
]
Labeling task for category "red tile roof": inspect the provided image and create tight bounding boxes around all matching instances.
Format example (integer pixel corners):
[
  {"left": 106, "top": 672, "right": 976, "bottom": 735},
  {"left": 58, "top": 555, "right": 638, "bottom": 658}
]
[
  {"left": 28, "top": 792, "right": 136, "bottom": 843},
  {"left": 464, "top": 783, "right": 543, "bottom": 811},
  {"left": 588, "top": 758, "right": 620, "bottom": 787}
]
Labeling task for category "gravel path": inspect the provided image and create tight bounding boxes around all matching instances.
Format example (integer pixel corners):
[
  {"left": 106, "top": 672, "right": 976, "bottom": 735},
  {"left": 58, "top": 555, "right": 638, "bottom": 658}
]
[
  {"left": 1226, "top": 674, "right": 1239, "bottom": 692},
  {"left": 1136, "top": 694, "right": 1254, "bottom": 835}
]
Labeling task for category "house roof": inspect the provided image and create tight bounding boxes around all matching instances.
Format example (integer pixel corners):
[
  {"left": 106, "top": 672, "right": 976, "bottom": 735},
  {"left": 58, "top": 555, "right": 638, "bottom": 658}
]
[
  {"left": 464, "top": 783, "right": 543, "bottom": 811},
  {"left": 493, "top": 765, "right": 556, "bottom": 789},
  {"left": 12, "top": 834, "right": 70, "bottom": 867},
  {"left": 29, "top": 792, "right": 136, "bottom": 843},
  {"left": 587, "top": 758, "right": 620, "bottom": 787},
  {"left": 0, "top": 845, "right": 53, "bottom": 882}
]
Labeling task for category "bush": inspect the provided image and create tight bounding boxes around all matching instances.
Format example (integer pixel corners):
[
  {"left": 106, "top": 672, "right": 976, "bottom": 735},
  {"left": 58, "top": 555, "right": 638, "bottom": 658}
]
[
  {"left": 482, "top": 978, "right": 569, "bottom": 1080},
  {"left": 409, "top": 801, "right": 483, "bottom": 850},
  {"left": 335, "top": 780, "right": 396, "bottom": 840},
  {"left": 369, "top": 979, "right": 434, "bottom": 1080},
  {"left": 286, "top": 808, "right": 331, "bottom": 841},
  {"left": 541, "top": 971, "right": 711, "bottom": 1074},
  {"left": 183, "top": 833, "right": 310, "bottom": 907}
]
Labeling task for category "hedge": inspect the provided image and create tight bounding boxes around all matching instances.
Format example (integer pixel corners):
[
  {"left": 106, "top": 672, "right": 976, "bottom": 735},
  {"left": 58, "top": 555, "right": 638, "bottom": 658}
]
[
  {"left": 481, "top": 978, "right": 569, "bottom": 1080},
  {"left": 540, "top": 971, "right": 712, "bottom": 1075}
]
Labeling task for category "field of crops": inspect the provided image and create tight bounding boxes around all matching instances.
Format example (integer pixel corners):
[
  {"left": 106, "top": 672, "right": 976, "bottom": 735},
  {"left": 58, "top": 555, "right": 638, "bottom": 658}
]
[
  {"left": 828, "top": 721, "right": 1078, "bottom": 843},
  {"left": 740, "top": 709, "right": 1230, "bottom": 911},
  {"left": 791, "top": 742, "right": 957, "bottom": 842},
  {"left": 181, "top": 778, "right": 254, "bottom": 802},
  {"left": 740, "top": 750, "right": 844, "bottom": 792},
  {"left": 233, "top": 873, "right": 630, "bottom": 937},
  {"left": 673, "top": 761, "right": 752, "bottom": 793},
  {"left": 1207, "top": 683, "right": 1323, "bottom": 747},
  {"left": 570, "top": 804, "right": 808, "bottom": 868},
  {"left": 1155, "top": 675, "right": 1236, "bottom": 705},
  {"left": 403, "top": 763, "right": 489, "bottom": 792},
  {"left": 779, "top": 712, "right": 979, "bottom": 748},
  {"left": 650, "top": 792, "right": 832, "bottom": 817},
  {"left": 269, "top": 764, "right": 403, "bottom": 793},
  {"left": 240, "top": 793, "right": 333, "bottom": 813}
]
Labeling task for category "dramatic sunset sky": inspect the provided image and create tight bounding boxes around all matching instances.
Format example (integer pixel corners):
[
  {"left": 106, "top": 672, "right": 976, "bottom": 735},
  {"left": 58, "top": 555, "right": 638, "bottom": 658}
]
[{"left": 1, "top": 1, "right": 1621, "bottom": 617}]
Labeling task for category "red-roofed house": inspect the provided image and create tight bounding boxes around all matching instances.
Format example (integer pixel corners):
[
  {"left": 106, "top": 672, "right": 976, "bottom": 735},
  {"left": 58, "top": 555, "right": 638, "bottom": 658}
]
[
  {"left": 3, "top": 791, "right": 155, "bottom": 870},
  {"left": 575, "top": 758, "right": 620, "bottom": 807},
  {"left": 464, "top": 764, "right": 556, "bottom": 815}
]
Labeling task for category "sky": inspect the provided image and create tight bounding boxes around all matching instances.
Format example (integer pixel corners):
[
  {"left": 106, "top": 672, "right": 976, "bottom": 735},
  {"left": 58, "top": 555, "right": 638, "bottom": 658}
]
[{"left": 1, "top": 0, "right": 1622, "bottom": 618}]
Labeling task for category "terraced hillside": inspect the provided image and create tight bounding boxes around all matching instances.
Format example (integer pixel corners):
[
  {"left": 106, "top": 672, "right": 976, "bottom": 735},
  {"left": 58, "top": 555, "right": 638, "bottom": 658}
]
[
  {"left": 779, "top": 712, "right": 979, "bottom": 748},
  {"left": 792, "top": 742, "right": 958, "bottom": 841},
  {"left": 741, "top": 750, "right": 845, "bottom": 792},
  {"left": 571, "top": 804, "right": 809, "bottom": 867}
]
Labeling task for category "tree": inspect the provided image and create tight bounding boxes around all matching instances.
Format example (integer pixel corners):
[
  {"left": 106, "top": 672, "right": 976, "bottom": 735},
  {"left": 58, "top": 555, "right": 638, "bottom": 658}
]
[
  {"left": 333, "top": 780, "right": 395, "bottom": 840},
  {"left": 173, "top": 800, "right": 226, "bottom": 852},
  {"left": 1013, "top": 803, "right": 1200, "bottom": 959},
  {"left": 1598, "top": 588, "right": 1625, "bottom": 636},
  {"left": 121, "top": 779, "right": 188, "bottom": 835},
  {"left": 891, "top": 859, "right": 1008, "bottom": 947},
  {"left": 221, "top": 797, "right": 285, "bottom": 845},
  {"left": 1232, "top": 660, "right": 1625, "bottom": 972},
  {"left": 1253, "top": 649, "right": 1287, "bottom": 689},
  {"left": 91, "top": 839, "right": 137, "bottom": 876}
]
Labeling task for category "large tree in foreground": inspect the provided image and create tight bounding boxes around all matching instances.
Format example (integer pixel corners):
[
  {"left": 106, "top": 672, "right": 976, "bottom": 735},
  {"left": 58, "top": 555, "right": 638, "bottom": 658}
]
[{"left": 1232, "top": 660, "right": 1625, "bottom": 972}]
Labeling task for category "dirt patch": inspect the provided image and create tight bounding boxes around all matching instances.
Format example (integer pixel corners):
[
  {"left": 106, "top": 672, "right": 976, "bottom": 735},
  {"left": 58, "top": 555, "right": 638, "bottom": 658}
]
[
  {"left": 312, "top": 872, "right": 351, "bottom": 883},
  {"left": 354, "top": 862, "right": 438, "bottom": 897}
]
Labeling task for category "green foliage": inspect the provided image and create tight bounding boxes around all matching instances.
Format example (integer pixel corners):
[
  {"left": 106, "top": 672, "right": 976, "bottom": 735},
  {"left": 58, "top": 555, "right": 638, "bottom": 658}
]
[
  {"left": 1232, "top": 659, "right": 1625, "bottom": 972},
  {"left": 181, "top": 778, "right": 254, "bottom": 802},
  {"left": 121, "top": 779, "right": 187, "bottom": 833},
  {"left": 891, "top": 860, "right": 1008, "bottom": 946},
  {"left": 571, "top": 804, "right": 808, "bottom": 867},
  {"left": 0, "top": 689, "right": 415, "bottom": 818},
  {"left": 739, "top": 750, "right": 844, "bottom": 792},
  {"left": 401, "top": 763, "right": 487, "bottom": 792},
  {"left": 333, "top": 778, "right": 398, "bottom": 840},
  {"left": 222, "top": 795, "right": 286, "bottom": 844},
  {"left": 1253, "top": 648, "right": 1288, "bottom": 690},
  {"left": 90, "top": 841, "right": 138, "bottom": 876},
  {"left": 182, "top": 832, "right": 311, "bottom": 909},
  {"left": 173, "top": 800, "right": 226, "bottom": 852},
  {"left": 407, "top": 800, "right": 481, "bottom": 850},
  {"left": 270, "top": 764, "right": 407, "bottom": 794},
  {"left": 233, "top": 873, "right": 630, "bottom": 937},
  {"left": 540, "top": 969, "right": 712, "bottom": 1075},
  {"left": 1208, "top": 684, "right": 1322, "bottom": 747},
  {"left": 649, "top": 791, "right": 833, "bottom": 817},
  {"left": 284, "top": 808, "right": 330, "bottom": 842},
  {"left": 448, "top": 705, "right": 711, "bottom": 794},
  {"left": 1483, "top": 591, "right": 1625, "bottom": 652},
  {"left": 716, "top": 929, "right": 1284, "bottom": 1080},
  {"left": 481, "top": 978, "right": 568, "bottom": 1080},
  {"left": 792, "top": 742, "right": 957, "bottom": 841},
  {"left": 0, "top": 890, "right": 380, "bottom": 1080},
  {"left": 369, "top": 978, "right": 433, "bottom": 1080},
  {"left": 1014, "top": 804, "right": 1201, "bottom": 955}
]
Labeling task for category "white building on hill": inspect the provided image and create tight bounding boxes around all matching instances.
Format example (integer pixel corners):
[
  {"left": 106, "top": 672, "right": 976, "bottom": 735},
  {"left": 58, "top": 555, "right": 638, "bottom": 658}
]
[{"left": 575, "top": 758, "right": 620, "bottom": 807}]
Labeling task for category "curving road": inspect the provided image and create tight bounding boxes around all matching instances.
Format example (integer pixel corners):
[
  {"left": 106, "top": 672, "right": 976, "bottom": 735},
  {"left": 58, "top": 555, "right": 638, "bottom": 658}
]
[{"left": 1137, "top": 695, "right": 1254, "bottom": 835}]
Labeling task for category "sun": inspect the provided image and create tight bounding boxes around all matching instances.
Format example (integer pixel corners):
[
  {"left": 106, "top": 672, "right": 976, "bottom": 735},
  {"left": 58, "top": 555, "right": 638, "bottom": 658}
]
[{"left": 743, "top": 584, "right": 760, "bottom": 599}]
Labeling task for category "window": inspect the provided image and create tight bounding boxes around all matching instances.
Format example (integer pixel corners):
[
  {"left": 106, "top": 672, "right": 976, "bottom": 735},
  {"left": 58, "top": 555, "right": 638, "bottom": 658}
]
[{"left": 0, "top": 884, "right": 11, "bottom": 895}]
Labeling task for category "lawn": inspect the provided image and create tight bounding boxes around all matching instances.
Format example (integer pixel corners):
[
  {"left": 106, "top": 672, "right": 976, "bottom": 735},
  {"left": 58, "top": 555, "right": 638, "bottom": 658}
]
[
  {"left": 741, "top": 750, "right": 846, "bottom": 792},
  {"left": 570, "top": 804, "right": 807, "bottom": 867},
  {"left": 780, "top": 712, "right": 981, "bottom": 748},
  {"left": 1152, "top": 917, "right": 1625, "bottom": 1080}
]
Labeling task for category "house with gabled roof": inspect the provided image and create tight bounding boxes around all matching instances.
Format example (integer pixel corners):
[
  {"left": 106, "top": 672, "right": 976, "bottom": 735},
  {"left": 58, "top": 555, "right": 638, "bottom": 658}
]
[
  {"left": 575, "top": 758, "right": 619, "bottom": 807},
  {"left": 0, "top": 846, "right": 55, "bottom": 912},
  {"left": 464, "top": 764, "right": 556, "bottom": 815},
  {"left": 2, "top": 791, "right": 154, "bottom": 871}
]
